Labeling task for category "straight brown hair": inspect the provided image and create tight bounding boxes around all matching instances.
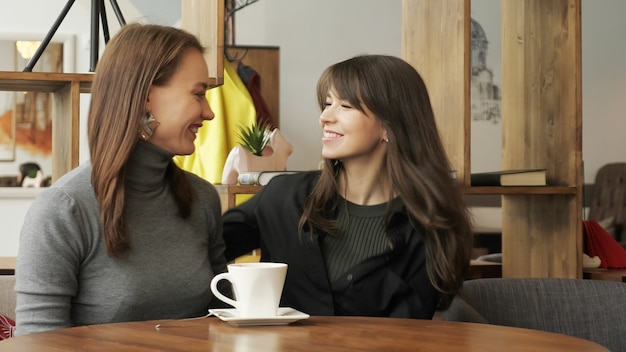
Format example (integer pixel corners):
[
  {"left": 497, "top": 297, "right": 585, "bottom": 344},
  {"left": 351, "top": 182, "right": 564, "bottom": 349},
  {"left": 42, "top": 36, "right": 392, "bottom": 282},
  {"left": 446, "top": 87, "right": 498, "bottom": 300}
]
[
  {"left": 300, "top": 55, "right": 473, "bottom": 309},
  {"left": 88, "top": 24, "right": 204, "bottom": 257}
]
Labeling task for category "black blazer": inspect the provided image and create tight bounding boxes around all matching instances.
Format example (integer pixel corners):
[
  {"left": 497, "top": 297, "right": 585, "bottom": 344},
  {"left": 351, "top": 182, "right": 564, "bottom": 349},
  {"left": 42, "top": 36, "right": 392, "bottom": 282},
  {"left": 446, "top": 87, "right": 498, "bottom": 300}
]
[{"left": 222, "top": 171, "right": 440, "bottom": 319}]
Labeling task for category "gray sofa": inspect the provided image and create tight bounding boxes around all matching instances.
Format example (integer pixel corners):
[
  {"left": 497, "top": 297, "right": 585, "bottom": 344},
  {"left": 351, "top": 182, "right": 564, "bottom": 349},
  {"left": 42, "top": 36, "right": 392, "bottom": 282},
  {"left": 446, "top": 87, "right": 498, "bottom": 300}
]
[{"left": 441, "top": 278, "right": 626, "bottom": 352}]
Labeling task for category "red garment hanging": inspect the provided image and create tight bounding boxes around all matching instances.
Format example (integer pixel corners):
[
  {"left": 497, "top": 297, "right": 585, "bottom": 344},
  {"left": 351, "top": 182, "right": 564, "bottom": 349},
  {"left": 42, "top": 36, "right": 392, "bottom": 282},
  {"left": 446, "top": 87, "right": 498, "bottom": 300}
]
[
  {"left": 583, "top": 220, "right": 626, "bottom": 268},
  {"left": 237, "top": 62, "right": 276, "bottom": 129}
]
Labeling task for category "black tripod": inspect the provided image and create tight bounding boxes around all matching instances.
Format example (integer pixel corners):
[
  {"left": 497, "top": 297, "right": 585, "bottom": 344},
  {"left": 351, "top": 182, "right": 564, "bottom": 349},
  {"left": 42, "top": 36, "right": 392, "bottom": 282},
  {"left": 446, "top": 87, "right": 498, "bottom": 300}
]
[{"left": 23, "top": 0, "right": 126, "bottom": 72}]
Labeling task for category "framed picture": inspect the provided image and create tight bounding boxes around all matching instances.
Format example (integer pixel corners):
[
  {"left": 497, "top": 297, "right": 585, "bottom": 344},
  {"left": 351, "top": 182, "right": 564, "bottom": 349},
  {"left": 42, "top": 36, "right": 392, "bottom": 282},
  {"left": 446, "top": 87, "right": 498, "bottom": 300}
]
[{"left": 470, "top": 0, "right": 503, "bottom": 173}]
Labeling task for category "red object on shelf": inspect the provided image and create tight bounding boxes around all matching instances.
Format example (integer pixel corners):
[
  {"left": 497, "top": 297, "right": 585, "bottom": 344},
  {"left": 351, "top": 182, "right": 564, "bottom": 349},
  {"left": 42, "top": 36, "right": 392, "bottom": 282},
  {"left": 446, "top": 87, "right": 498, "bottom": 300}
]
[{"left": 583, "top": 220, "right": 626, "bottom": 269}]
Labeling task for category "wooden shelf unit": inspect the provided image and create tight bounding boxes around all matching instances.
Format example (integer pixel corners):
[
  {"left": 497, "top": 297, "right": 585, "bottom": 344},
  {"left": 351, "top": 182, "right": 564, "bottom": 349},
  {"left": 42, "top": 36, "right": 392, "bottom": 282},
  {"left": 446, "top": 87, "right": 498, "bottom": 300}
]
[
  {"left": 0, "top": 71, "right": 93, "bottom": 182},
  {"left": 0, "top": 1, "right": 224, "bottom": 184},
  {"left": 181, "top": 0, "right": 225, "bottom": 88},
  {"left": 214, "top": 184, "right": 262, "bottom": 213},
  {"left": 463, "top": 186, "right": 577, "bottom": 196},
  {"left": 403, "top": 0, "right": 582, "bottom": 278}
]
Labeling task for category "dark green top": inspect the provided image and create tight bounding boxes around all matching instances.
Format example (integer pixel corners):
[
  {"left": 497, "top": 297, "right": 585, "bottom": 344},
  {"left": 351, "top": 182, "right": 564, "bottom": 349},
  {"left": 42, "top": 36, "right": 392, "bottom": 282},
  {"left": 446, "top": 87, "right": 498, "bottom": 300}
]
[{"left": 322, "top": 199, "right": 390, "bottom": 282}]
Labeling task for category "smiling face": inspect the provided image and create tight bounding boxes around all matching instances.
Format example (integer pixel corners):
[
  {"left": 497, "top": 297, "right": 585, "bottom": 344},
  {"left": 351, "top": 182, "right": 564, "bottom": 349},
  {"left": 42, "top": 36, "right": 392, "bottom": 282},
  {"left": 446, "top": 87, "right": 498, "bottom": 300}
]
[
  {"left": 319, "top": 89, "right": 387, "bottom": 165},
  {"left": 146, "top": 48, "right": 214, "bottom": 155}
]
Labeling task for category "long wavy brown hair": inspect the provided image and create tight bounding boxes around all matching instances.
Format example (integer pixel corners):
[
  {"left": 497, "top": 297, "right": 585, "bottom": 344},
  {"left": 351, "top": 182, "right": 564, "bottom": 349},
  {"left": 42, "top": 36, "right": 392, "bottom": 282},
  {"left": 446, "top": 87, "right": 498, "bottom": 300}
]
[
  {"left": 299, "top": 55, "right": 473, "bottom": 309},
  {"left": 88, "top": 24, "right": 204, "bottom": 257}
]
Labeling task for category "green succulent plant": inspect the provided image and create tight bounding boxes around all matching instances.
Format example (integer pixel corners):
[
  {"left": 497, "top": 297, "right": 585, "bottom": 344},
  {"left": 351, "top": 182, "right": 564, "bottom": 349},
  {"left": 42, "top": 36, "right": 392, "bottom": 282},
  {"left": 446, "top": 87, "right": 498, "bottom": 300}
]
[{"left": 237, "top": 122, "right": 271, "bottom": 156}]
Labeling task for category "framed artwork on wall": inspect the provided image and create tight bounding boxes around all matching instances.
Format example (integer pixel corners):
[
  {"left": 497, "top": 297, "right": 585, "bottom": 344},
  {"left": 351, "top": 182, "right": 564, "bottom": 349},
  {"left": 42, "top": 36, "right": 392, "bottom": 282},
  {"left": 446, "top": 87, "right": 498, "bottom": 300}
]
[{"left": 470, "top": 1, "right": 503, "bottom": 174}]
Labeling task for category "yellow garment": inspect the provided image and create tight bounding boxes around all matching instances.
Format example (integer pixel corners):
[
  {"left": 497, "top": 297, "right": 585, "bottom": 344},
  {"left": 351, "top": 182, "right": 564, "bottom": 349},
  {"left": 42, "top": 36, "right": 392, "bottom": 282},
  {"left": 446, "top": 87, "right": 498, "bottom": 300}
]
[{"left": 174, "top": 61, "right": 256, "bottom": 184}]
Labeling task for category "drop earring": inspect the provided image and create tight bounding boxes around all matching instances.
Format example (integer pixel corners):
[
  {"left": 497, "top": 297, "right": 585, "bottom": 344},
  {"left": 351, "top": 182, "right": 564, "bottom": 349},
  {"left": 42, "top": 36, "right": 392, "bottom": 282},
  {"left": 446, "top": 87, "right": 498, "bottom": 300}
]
[{"left": 139, "top": 110, "right": 160, "bottom": 141}]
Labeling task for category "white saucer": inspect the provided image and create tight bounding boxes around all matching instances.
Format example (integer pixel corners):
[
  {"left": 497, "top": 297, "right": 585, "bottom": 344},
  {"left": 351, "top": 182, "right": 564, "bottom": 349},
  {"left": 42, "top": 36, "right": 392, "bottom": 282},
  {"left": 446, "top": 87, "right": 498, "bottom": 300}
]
[{"left": 208, "top": 307, "right": 310, "bottom": 327}]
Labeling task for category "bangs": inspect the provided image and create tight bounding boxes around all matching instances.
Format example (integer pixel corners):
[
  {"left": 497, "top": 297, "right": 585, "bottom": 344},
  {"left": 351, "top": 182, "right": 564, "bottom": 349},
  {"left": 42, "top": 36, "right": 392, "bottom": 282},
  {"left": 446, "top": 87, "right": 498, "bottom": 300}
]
[{"left": 316, "top": 63, "right": 365, "bottom": 112}]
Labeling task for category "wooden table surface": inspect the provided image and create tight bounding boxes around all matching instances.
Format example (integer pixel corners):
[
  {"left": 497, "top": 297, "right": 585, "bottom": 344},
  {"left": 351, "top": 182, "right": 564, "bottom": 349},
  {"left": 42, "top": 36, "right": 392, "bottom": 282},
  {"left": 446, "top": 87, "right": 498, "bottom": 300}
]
[{"left": 0, "top": 315, "right": 608, "bottom": 351}]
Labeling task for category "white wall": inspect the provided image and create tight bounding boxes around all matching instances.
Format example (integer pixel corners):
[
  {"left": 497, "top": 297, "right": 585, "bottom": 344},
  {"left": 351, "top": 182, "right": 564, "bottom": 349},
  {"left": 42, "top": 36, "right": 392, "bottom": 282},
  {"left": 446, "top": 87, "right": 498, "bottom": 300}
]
[
  {"left": 1, "top": 0, "right": 625, "bottom": 256},
  {"left": 580, "top": 0, "right": 626, "bottom": 183},
  {"left": 234, "top": 0, "right": 402, "bottom": 171}
]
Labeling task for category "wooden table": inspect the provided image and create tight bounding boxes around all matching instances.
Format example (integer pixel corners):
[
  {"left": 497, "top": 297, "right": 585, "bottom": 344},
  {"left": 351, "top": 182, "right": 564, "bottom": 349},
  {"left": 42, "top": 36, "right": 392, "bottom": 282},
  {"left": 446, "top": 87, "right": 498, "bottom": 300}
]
[
  {"left": 0, "top": 316, "right": 608, "bottom": 351},
  {"left": 583, "top": 267, "right": 626, "bottom": 282},
  {"left": 0, "top": 257, "right": 15, "bottom": 275}
]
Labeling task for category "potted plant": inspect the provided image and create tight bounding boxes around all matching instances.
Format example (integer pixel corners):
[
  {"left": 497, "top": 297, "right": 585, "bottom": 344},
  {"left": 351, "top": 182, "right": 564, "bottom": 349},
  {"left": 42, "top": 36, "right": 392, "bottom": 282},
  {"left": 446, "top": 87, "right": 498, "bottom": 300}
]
[
  {"left": 221, "top": 122, "right": 293, "bottom": 184},
  {"left": 236, "top": 122, "right": 271, "bottom": 156}
]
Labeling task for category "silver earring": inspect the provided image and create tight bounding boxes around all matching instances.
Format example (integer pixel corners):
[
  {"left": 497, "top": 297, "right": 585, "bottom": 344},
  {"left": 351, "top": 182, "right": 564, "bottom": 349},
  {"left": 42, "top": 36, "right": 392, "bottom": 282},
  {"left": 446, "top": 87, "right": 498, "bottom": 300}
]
[
  {"left": 140, "top": 110, "right": 160, "bottom": 141},
  {"left": 384, "top": 138, "right": 389, "bottom": 143}
]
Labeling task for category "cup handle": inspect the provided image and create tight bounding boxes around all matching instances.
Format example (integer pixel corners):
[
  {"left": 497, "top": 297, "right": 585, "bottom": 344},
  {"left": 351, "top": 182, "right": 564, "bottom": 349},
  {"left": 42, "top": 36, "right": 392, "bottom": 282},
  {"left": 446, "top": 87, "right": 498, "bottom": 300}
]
[{"left": 210, "top": 272, "right": 239, "bottom": 309}]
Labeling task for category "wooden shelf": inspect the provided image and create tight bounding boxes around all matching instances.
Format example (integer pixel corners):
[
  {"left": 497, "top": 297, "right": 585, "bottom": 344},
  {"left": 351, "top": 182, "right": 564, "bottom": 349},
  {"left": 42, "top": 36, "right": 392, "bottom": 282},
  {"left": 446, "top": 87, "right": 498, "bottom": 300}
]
[
  {"left": 0, "top": 71, "right": 93, "bottom": 93},
  {"left": 0, "top": 71, "right": 94, "bottom": 182},
  {"left": 463, "top": 186, "right": 577, "bottom": 196},
  {"left": 0, "top": 1, "right": 225, "bottom": 185},
  {"left": 214, "top": 184, "right": 262, "bottom": 213},
  {"left": 583, "top": 268, "right": 626, "bottom": 282},
  {"left": 0, "top": 256, "right": 16, "bottom": 276},
  {"left": 403, "top": 0, "right": 582, "bottom": 278}
]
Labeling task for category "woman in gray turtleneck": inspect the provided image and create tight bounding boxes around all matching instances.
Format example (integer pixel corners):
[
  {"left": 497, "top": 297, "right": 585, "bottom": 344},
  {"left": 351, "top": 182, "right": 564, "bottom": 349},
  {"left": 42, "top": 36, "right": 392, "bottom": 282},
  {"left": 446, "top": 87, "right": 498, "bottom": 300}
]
[{"left": 14, "top": 24, "right": 226, "bottom": 336}]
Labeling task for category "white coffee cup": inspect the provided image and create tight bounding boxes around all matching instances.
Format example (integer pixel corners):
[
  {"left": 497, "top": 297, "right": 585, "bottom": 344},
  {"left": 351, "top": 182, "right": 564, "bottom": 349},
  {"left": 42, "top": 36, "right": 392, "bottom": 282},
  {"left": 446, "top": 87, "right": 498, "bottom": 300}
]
[{"left": 210, "top": 262, "right": 287, "bottom": 318}]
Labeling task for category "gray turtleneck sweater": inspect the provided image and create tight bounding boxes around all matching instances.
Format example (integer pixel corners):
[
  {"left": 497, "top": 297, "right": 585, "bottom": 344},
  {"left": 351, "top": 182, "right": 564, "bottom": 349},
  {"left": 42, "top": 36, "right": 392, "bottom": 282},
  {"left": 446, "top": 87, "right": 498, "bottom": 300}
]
[{"left": 14, "top": 141, "right": 226, "bottom": 336}]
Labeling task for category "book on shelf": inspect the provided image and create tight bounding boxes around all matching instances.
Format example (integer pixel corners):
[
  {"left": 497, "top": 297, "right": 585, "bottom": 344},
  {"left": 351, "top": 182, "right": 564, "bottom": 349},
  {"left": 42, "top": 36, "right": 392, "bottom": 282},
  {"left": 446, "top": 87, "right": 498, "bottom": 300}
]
[
  {"left": 470, "top": 169, "right": 547, "bottom": 187},
  {"left": 237, "top": 171, "right": 301, "bottom": 186}
]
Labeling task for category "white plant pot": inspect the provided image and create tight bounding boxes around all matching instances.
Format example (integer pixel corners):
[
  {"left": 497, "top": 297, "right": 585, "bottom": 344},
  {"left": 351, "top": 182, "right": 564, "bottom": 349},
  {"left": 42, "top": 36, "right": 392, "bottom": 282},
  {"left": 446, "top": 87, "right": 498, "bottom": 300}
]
[{"left": 221, "top": 129, "right": 293, "bottom": 184}]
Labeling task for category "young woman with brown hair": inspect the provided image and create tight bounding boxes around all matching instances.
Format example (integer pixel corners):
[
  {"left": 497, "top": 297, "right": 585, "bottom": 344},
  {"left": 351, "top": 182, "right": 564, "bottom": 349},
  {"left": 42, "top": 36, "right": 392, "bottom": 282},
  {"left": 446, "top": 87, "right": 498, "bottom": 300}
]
[
  {"left": 223, "top": 54, "right": 473, "bottom": 319},
  {"left": 15, "top": 24, "right": 226, "bottom": 335}
]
